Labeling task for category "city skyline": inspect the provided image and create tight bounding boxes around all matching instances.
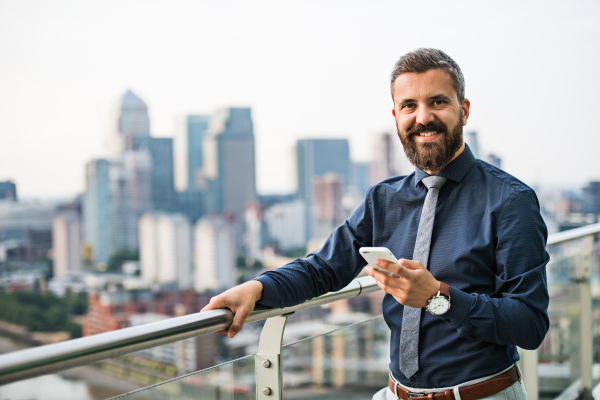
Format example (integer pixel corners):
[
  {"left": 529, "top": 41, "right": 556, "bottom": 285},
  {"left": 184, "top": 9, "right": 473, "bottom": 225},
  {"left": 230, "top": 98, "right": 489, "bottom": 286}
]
[{"left": 1, "top": 1, "right": 599, "bottom": 198}]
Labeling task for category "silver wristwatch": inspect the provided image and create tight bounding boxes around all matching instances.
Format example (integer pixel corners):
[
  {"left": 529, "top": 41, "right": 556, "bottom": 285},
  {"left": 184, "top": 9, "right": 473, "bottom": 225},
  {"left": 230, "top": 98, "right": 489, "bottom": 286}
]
[{"left": 426, "top": 281, "right": 451, "bottom": 315}]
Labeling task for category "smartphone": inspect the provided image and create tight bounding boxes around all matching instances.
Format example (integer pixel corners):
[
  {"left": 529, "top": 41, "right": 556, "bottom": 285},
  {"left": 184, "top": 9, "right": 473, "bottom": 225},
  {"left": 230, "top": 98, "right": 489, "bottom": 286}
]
[{"left": 359, "top": 247, "right": 401, "bottom": 279}]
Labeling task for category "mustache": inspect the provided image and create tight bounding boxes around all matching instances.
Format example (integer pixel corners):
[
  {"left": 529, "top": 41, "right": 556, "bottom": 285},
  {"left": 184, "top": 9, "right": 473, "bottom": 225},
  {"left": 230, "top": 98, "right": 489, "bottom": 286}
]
[{"left": 407, "top": 120, "right": 448, "bottom": 136}]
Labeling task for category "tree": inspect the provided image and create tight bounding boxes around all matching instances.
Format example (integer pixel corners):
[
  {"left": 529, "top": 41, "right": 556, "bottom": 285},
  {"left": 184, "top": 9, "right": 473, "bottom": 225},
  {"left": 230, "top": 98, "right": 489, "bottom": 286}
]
[{"left": 106, "top": 250, "right": 139, "bottom": 273}]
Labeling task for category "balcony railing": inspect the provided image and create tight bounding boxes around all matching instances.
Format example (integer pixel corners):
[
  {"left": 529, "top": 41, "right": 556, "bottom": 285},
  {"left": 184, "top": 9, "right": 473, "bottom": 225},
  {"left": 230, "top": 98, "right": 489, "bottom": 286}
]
[{"left": 0, "top": 223, "right": 599, "bottom": 399}]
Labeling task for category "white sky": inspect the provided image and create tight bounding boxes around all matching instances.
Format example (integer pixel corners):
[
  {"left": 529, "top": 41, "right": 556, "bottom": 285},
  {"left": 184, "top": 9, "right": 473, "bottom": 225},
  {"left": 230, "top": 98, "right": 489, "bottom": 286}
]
[{"left": 1, "top": 0, "right": 599, "bottom": 198}]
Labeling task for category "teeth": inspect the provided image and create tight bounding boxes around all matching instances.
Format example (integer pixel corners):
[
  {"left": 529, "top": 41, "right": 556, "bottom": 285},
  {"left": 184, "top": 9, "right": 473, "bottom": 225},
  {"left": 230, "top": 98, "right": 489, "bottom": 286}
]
[{"left": 419, "top": 131, "right": 437, "bottom": 137}]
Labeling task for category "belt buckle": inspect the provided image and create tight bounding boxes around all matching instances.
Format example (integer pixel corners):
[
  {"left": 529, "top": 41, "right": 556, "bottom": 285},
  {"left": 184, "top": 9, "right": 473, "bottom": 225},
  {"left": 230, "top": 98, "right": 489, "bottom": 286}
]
[{"left": 406, "top": 391, "right": 425, "bottom": 400}]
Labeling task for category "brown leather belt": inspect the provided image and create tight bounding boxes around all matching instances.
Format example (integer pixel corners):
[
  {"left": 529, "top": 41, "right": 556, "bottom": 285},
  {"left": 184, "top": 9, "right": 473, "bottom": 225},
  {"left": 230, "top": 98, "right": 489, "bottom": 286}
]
[{"left": 388, "top": 365, "right": 520, "bottom": 400}]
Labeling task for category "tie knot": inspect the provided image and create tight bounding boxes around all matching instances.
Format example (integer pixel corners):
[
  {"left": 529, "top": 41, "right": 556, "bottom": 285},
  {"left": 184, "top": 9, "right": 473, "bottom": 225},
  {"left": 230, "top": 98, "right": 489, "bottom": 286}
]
[{"left": 421, "top": 176, "right": 447, "bottom": 190}]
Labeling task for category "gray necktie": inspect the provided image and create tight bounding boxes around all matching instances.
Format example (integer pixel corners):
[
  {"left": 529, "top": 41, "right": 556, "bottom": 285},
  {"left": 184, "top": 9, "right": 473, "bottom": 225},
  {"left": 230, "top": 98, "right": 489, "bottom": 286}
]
[{"left": 399, "top": 175, "right": 447, "bottom": 379}]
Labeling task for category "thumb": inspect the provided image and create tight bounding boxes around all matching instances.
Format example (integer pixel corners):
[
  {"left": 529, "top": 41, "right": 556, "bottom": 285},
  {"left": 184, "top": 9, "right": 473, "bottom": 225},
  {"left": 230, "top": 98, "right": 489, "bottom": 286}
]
[
  {"left": 399, "top": 258, "right": 426, "bottom": 270},
  {"left": 201, "top": 296, "right": 224, "bottom": 312}
]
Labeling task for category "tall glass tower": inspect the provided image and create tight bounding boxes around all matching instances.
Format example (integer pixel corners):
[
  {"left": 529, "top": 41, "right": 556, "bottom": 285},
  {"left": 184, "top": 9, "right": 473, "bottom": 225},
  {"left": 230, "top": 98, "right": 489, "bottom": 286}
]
[
  {"left": 84, "top": 159, "right": 112, "bottom": 264},
  {"left": 186, "top": 115, "right": 210, "bottom": 190},
  {"left": 203, "top": 108, "right": 256, "bottom": 222}
]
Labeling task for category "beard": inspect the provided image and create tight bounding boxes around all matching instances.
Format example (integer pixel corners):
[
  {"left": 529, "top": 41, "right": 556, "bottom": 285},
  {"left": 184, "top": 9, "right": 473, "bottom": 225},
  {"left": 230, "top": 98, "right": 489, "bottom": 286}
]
[{"left": 396, "top": 113, "right": 464, "bottom": 173}]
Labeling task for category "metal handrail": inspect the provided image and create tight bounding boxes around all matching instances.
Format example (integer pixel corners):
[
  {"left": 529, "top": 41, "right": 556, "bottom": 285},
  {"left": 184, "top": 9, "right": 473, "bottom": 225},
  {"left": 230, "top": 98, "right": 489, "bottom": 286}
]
[
  {"left": 0, "top": 223, "right": 598, "bottom": 386},
  {"left": 546, "top": 222, "right": 600, "bottom": 246},
  {"left": 0, "top": 276, "right": 378, "bottom": 385}
]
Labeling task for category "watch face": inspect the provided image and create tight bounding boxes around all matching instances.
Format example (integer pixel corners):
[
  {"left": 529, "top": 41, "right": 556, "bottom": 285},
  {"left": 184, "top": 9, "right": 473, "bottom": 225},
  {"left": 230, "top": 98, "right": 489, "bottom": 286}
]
[{"left": 427, "top": 297, "right": 450, "bottom": 315}]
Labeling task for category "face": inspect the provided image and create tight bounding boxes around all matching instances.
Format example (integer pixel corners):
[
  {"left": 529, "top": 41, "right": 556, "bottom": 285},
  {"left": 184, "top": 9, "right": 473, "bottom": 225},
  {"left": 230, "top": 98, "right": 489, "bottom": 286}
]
[{"left": 392, "top": 69, "right": 470, "bottom": 174}]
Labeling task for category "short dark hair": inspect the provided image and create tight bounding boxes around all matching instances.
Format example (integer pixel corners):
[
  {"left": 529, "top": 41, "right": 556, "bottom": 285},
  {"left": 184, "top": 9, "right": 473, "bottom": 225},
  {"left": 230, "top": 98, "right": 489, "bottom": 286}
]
[{"left": 390, "top": 48, "right": 465, "bottom": 104}]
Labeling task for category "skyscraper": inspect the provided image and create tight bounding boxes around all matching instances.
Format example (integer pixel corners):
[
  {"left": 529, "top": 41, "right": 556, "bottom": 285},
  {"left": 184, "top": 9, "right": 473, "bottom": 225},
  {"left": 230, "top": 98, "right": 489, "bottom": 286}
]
[
  {"left": 264, "top": 199, "right": 306, "bottom": 251},
  {"left": 186, "top": 115, "right": 210, "bottom": 191},
  {"left": 465, "top": 131, "right": 480, "bottom": 159},
  {"left": 296, "top": 139, "right": 350, "bottom": 241},
  {"left": 84, "top": 159, "right": 112, "bottom": 265},
  {"left": 139, "top": 137, "right": 176, "bottom": 212},
  {"left": 111, "top": 90, "right": 151, "bottom": 154},
  {"left": 110, "top": 151, "right": 152, "bottom": 252},
  {"left": 139, "top": 212, "right": 192, "bottom": 289},
  {"left": 193, "top": 216, "right": 235, "bottom": 292},
  {"left": 311, "top": 173, "right": 345, "bottom": 239},
  {"left": 370, "top": 133, "right": 401, "bottom": 184},
  {"left": 0, "top": 181, "right": 17, "bottom": 201},
  {"left": 203, "top": 108, "right": 256, "bottom": 222},
  {"left": 52, "top": 211, "right": 82, "bottom": 278}
]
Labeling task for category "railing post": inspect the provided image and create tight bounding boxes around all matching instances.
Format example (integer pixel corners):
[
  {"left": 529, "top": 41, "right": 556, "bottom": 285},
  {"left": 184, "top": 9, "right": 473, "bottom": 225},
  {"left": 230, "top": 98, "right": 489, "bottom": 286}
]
[
  {"left": 577, "top": 235, "right": 594, "bottom": 391},
  {"left": 518, "top": 348, "right": 538, "bottom": 400},
  {"left": 256, "top": 313, "right": 293, "bottom": 400}
]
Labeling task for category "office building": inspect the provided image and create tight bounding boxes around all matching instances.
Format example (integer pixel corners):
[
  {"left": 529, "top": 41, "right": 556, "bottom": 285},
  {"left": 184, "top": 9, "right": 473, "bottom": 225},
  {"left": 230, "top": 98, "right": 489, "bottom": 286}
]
[
  {"left": 186, "top": 115, "right": 210, "bottom": 191},
  {"left": 583, "top": 181, "right": 600, "bottom": 215},
  {"left": 203, "top": 108, "right": 257, "bottom": 222},
  {"left": 350, "top": 162, "right": 371, "bottom": 196},
  {"left": 370, "top": 133, "right": 401, "bottom": 184},
  {"left": 110, "top": 90, "right": 151, "bottom": 154},
  {"left": 193, "top": 216, "right": 235, "bottom": 292},
  {"left": 0, "top": 181, "right": 17, "bottom": 201},
  {"left": 312, "top": 173, "right": 345, "bottom": 240},
  {"left": 296, "top": 139, "right": 350, "bottom": 241},
  {"left": 264, "top": 199, "right": 306, "bottom": 251},
  {"left": 465, "top": 131, "right": 480, "bottom": 159},
  {"left": 52, "top": 211, "right": 83, "bottom": 278},
  {"left": 129, "top": 136, "right": 176, "bottom": 212},
  {"left": 156, "top": 213, "right": 192, "bottom": 289},
  {"left": 0, "top": 200, "right": 53, "bottom": 263},
  {"left": 176, "top": 190, "right": 205, "bottom": 225},
  {"left": 486, "top": 154, "right": 502, "bottom": 169},
  {"left": 243, "top": 203, "right": 262, "bottom": 262},
  {"left": 139, "top": 213, "right": 159, "bottom": 283},
  {"left": 84, "top": 159, "right": 112, "bottom": 265},
  {"left": 140, "top": 212, "right": 192, "bottom": 288},
  {"left": 110, "top": 151, "right": 152, "bottom": 252}
]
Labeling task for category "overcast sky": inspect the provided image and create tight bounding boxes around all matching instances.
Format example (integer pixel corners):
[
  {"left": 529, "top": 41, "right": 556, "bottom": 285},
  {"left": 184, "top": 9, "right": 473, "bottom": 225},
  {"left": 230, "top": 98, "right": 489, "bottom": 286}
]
[{"left": 1, "top": 0, "right": 599, "bottom": 198}]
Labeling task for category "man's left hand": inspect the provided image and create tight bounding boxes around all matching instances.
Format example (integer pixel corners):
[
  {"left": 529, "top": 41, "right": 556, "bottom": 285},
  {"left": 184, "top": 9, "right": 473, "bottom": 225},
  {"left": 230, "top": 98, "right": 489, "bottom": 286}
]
[{"left": 365, "top": 258, "right": 440, "bottom": 308}]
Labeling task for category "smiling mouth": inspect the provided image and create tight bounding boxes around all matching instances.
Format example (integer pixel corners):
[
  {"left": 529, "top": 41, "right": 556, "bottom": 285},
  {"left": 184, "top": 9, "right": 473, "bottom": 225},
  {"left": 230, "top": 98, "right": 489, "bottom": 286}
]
[{"left": 418, "top": 131, "right": 438, "bottom": 137}]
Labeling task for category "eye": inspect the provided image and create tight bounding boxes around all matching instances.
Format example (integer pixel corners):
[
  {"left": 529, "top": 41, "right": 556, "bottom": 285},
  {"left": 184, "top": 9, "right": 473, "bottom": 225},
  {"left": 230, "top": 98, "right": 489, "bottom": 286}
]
[
  {"left": 433, "top": 99, "right": 447, "bottom": 106},
  {"left": 401, "top": 103, "right": 416, "bottom": 110}
]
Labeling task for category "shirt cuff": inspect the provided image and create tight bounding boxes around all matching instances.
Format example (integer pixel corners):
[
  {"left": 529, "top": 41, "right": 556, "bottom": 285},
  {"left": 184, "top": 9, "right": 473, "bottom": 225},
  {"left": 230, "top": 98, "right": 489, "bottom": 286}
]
[
  {"left": 440, "top": 286, "right": 472, "bottom": 328},
  {"left": 253, "top": 275, "right": 280, "bottom": 309}
]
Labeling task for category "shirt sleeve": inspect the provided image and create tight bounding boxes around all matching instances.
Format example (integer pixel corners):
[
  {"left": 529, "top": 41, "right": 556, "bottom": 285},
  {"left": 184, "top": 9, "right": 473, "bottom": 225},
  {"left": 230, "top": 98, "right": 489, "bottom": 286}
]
[
  {"left": 440, "top": 189, "right": 550, "bottom": 350},
  {"left": 255, "top": 188, "right": 375, "bottom": 309}
]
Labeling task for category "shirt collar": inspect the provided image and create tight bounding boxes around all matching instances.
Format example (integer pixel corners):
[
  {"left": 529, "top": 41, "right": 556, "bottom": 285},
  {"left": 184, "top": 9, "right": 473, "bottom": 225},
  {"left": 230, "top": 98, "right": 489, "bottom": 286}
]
[{"left": 413, "top": 143, "right": 476, "bottom": 187}]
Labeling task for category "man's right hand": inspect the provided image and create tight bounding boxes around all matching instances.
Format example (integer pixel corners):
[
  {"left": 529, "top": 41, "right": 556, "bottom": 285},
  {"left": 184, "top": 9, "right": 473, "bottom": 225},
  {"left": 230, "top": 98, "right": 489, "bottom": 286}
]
[{"left": 200, "top": 280, "right": 264, "bottom": 338}]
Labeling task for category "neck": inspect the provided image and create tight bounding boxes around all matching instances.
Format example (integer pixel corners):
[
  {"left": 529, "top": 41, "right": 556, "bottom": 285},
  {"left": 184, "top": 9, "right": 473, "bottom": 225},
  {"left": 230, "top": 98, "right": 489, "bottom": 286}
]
[{"left": 424, "top": 143, "right": 465, "bottom": 175}]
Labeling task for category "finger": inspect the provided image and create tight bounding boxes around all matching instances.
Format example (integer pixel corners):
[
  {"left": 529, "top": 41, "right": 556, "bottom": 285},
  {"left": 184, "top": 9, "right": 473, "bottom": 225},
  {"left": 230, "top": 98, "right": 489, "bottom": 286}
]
[
  {"left": 228, "top": 307, "right": 252, "bottom": 338},
  {"left": 215, "top": 329, "right": 228, "bottom": 335},
  {"left": 368, "top": 266, "right": 404, "bottom": 290}
]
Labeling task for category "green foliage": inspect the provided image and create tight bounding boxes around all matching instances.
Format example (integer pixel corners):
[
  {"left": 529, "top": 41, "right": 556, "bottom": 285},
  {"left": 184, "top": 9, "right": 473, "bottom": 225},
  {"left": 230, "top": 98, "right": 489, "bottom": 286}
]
[
  {"left": 235, "top": 255, "right": 246, "bottom": 269},
  {"left": 0, "top": 291, "right": 85, "bottom": 338},
  {"left": 106, "top": 250, "right": 139, "bottom": 273},
  {"left": 283, "top": 247, "right": 307, "bottom": 259}
]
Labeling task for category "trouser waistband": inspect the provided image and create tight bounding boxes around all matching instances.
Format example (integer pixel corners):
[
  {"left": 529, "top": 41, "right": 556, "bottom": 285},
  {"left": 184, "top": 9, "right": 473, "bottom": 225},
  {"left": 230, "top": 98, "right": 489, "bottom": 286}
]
[{"left": 388, "top": 365, "right": 520, "bottom": 400}]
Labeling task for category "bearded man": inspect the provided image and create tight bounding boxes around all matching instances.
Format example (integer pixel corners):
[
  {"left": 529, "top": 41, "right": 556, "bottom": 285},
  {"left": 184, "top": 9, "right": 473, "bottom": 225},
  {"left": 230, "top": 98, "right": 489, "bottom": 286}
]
[{"left": 203, "top": 48, "right": 549, "bottom": 400}]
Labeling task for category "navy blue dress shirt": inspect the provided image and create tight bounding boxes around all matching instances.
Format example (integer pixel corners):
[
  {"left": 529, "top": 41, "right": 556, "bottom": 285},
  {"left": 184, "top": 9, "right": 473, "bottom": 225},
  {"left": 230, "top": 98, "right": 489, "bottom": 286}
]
[{"left": 255, "top": 144, "right": 550, "bottom": 388}]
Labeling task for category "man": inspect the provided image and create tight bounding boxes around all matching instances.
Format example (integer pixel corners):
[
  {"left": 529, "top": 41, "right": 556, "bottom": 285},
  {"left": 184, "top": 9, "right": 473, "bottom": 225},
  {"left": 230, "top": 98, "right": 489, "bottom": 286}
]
[{"left": 202, "top": 48, "right": 549, "bottom": 400}]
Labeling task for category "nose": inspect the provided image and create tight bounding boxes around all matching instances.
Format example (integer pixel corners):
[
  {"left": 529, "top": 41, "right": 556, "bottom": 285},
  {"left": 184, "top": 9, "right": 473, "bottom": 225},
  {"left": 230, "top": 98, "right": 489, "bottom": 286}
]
[{"left": 415, "top": 104, "right": 434, "bottom": 126}]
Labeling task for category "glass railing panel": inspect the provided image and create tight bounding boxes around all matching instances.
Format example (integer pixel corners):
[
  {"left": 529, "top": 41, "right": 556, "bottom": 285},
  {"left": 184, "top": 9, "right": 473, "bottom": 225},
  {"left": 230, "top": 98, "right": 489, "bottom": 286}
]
[
  {"left": 281, "top": 314, "right": 390, "bottom": 399},
  {"left": 540, "top": 240, "right": 588, "bottom": 398},
  {"left": 108, "top": 353, "right": 255, "bottom": 400}
]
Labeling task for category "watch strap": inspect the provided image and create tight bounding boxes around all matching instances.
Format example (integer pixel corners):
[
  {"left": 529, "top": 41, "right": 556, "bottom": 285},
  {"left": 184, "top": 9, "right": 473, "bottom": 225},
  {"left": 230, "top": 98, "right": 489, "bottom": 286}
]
[{"left": 439, "top": 281, "right": 450, "bottom": 298}]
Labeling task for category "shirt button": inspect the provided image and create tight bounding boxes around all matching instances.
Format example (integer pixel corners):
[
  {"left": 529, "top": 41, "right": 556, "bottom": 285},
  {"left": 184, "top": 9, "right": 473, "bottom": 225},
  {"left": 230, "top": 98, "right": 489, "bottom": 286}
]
[{"left": 410, "top": 377, "right": 416, "bottom": 382}]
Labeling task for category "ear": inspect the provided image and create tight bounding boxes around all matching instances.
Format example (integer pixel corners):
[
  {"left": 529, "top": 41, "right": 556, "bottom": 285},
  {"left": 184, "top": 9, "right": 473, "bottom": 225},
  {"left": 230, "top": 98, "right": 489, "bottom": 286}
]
[{"left": 461, "top": 98, "right": 471, "bottom": 125}]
